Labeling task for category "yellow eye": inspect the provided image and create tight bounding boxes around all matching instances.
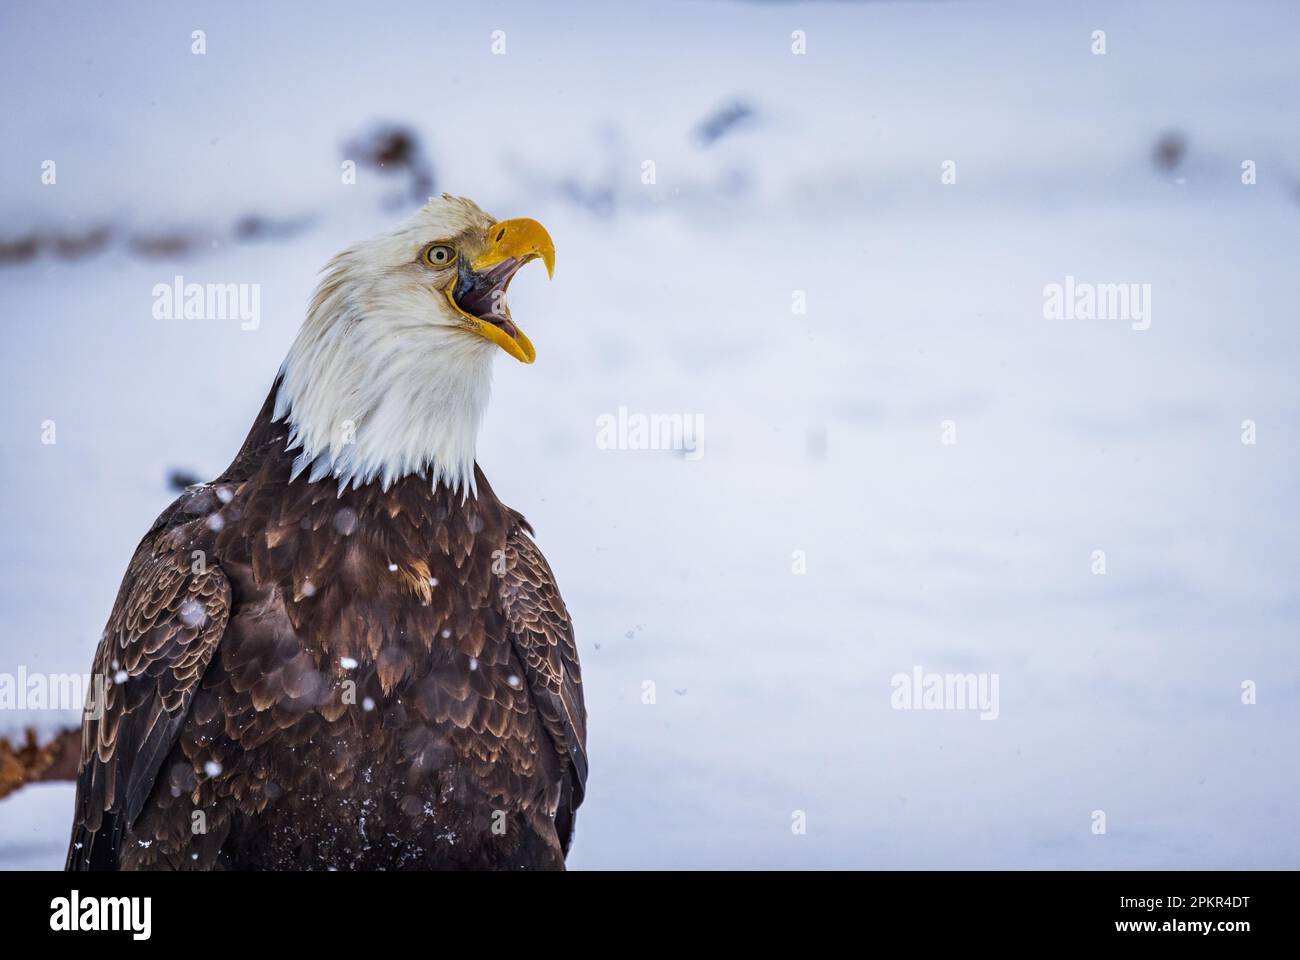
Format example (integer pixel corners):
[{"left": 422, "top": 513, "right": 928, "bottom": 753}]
[{"left": 424, "top": 244, "right": 456, "bottom": 267}]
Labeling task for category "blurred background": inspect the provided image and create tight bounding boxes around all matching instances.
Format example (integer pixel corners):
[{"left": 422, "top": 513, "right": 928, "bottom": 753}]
[{"left": 1, "top": 0, "right": 1298, "bottom": 869}]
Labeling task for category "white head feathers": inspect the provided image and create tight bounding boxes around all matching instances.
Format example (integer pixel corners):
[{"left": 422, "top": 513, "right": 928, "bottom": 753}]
[{"left": 274, "top": 196, "right": 500, "bottom": 496}]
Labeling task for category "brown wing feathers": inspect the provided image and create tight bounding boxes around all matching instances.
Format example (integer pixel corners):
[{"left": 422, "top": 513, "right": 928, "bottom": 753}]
[
  {"left": 500, "top": 524, "right": 588, "bottom": 847},
  {"left": 67, "top": 538, "right": 230, "bottom": 869}
]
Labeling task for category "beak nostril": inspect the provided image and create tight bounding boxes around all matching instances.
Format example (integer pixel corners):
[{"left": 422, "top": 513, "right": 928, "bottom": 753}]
[{"left": 496, "top": 228, "right": 506, "bottom": 242}]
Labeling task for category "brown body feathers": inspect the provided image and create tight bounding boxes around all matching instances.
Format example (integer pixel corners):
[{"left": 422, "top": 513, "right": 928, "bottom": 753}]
[{"left": 66, "top": 384, "right": 587, "bottom": 870}]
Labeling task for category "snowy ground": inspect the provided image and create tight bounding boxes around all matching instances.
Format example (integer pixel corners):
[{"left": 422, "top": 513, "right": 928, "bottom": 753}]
[{"left": 2, "top": 0, "right": 1299, "bottom": 869}]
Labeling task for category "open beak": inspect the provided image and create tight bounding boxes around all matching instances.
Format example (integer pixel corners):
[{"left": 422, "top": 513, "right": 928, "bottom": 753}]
[{"left": 446, "top": 218, "right": 555, "bottom": 364}]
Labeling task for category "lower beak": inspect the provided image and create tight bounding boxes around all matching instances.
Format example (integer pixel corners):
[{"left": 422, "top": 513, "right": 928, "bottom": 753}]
[{"left": 447, "top": 218, "right": 555, "bottom": 364}]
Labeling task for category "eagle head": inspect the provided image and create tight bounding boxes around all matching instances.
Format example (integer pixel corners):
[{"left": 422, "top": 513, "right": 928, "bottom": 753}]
[{"left": 273, "top": 194, "right": 556, "bottom": 495}]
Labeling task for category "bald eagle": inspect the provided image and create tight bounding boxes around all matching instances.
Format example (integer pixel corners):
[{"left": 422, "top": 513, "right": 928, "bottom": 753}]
[{"left": 66, "top": 196, "right": 587, "bottom": 870}]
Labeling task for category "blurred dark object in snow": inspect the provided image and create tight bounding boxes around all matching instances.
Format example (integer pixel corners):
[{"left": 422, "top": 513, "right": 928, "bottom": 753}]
[
  {"left": 129, "top": 229, "right": 200, "bottom": 258},
  {"left": 2, "top": 214, "right": 316, "bottom": 266},
  {"left": 1153, "top": 131, "right": 1187, "bottom": 172},
  {"left": 234, "top": 213, "right": 315, "bottom": 243},
  {"left": 0, "top": 234, "right": 39, "bottom": 264},
  {"left": 345, "top": 122, "right": 437, "bottom": 209},
  {"left": 0, "top": 226, "right": 111, "bottom": 265},
  {"left": 167, "top": 467, "right": 203, "bottom": 491},
  {"left": 51, "top": 226, "right": 112, "bottom": 260},
  {"left": 693, "top": 99, "right": 756, "bottom": 148}
]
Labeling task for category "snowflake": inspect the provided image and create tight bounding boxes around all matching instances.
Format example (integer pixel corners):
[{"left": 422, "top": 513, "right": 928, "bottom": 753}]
[{"left": 178, "top": 599, "right": 207, "bottom": 628}]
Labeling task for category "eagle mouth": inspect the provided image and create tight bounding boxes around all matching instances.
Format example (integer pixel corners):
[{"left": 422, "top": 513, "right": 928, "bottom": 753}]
[
  {"left": 444, "top": 217, "right": 554, "bottom": 365},
  {"left": 450, "top": 256, "right": 526, "bottom": 341}
]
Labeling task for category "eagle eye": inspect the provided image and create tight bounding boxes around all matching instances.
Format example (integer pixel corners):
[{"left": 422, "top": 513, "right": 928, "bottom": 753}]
[{"left": 424, "top": 244, "right": 457, "bottom": 267}]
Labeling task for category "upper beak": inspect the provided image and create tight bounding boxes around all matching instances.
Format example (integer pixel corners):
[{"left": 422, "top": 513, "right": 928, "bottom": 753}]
[
  {"left": 472, "top": 217, "right": 555, "bottom": 279},
  {"left": 447, "top": 218, "right": 555, "bottom": 364}
]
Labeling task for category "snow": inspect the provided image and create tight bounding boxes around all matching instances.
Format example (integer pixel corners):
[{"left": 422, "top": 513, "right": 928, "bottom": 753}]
[
  {"left": 2, "top": 0, "right": 1299, "bottom": 869},
  {"left": 0, "top": 783, "right": 75, "bottom": 871}
]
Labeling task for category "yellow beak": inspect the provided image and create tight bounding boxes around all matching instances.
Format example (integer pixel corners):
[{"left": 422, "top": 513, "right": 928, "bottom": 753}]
[
  {"left": 446, "top": 218, "right": 555, "bottom": 364},
  {"left": 471, "top": 218, "right": 556, "bottom": 279}
]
